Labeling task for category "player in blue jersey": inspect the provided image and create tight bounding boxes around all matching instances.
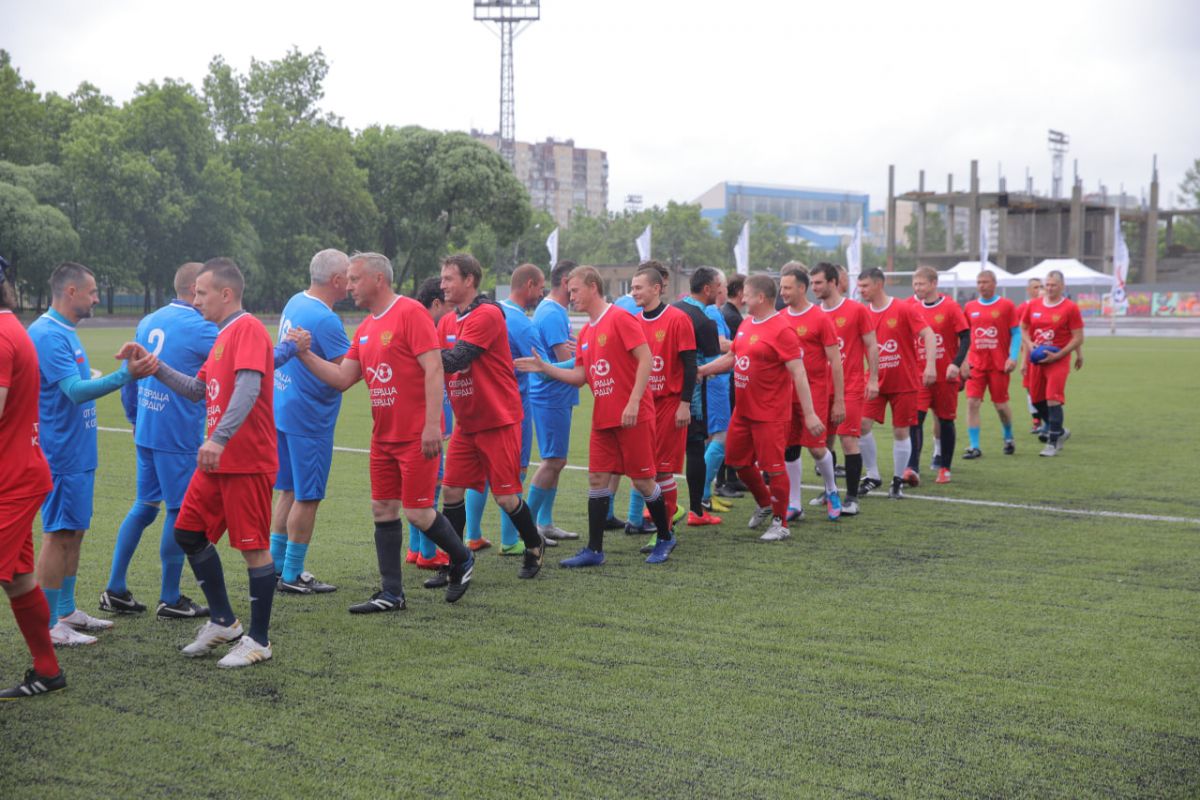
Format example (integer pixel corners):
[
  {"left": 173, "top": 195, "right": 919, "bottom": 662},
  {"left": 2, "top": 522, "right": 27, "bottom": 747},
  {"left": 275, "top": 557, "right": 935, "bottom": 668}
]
[
  {"left": 29, "top": 262, "right": 158, "bottom": 646},
  {"left": 464, "top": 263, "right": 549, "bottom": 555},
  {"left": 699, "top": 271, "right": 733, "bottom": 520},
  {"left": 268, "top": 249, "right": 352, "bottom": 595},
  {"left": 100, "top": 263, "right": 218, "bottom": 619},
  {"left": 525, "top": 261, "right": 582, "bottom": 542}
]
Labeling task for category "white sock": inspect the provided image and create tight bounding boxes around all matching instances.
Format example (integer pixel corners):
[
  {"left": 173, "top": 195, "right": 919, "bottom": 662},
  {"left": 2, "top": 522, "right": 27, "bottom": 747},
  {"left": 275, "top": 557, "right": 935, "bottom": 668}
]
[
  {"left": 933, "top": 438, "right": 942, "bottom": 458},
  {"left": 861, "top": 431, "right": 881, "bottom": 480},
  {"left": 785, "top": 459, "right": 804, "bottom": 508},
  {"left": 893, "top": 437, "right": 912, "bottom": 479},
  {"left": 815, "top": 451, "right": 838, "bottom": 493}
]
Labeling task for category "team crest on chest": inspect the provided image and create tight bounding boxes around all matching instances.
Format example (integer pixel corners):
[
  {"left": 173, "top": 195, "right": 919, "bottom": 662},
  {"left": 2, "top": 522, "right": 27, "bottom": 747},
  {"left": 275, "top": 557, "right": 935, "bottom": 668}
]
[
  {"left": 934, "top": 313, "right": 945, "bottom": 324},
  {"left": 886, "top": 318, "right": 898, "bottom": 328},
  {"left": 990, "top": 309, "right": 1000, "bottom": 319},
  {"left": 835, "top": 317, "right": 847, "bottom": 327},
  {"left": 213, "top": 343, "right": 225, "bottom": 361},
  {"left": 749, "top": 334, "right": 759, "bottom": 344},
  {"left": 381, "top": 330, "right": 393, "bottom": 347},
  {"left": 1052, "top": 314, "right": 1061, "bottom": 322},
  {"left": 598, "top": 333, "right": 607, "bottom": 347},
  {"left": 655, "top": 329, "right": 666, "bottom": 342},
  {"left": 797, "top": 325, "right": 808, "bottom": 336}
]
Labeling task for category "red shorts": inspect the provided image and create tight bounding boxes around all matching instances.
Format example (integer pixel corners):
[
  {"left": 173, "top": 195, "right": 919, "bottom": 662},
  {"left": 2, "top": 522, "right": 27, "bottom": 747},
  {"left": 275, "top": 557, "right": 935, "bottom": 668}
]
[
  {"left": 788, "top": 381, "right": 829, "bottom": 448},
  {"left": 966, "top": 368, "right": 1011, "bottom": 403},
  {"left": 1029, "top": 358, "right": 1070, "bottom": 404},
  {"left": 653, "top": 395, "right": 687, "bottom": 474},
  {"left": 1022, "top": 359, "right": 1033, "bottom": 390},
  {"left": 590, "top": 420, "right": 656, "bottom": 479},
  {"left": 864, "top": 391, "right": 918, "bottom": 428},
  {"left": 917, "top": 381, "right": 960, "bottom": 420},
  {"left": 726, "top": 413, "right": 788, "bottom": 473},
  {"left": 834, "top": 390, "right": 863, "bottom": 438},
  {"left": 369, "top": 438, "right": 440, "bottom": 508},
  {"left": 176, "top": 471, "right": 273, "bottom": 551},
  {"left": 443, "top": 423, "right": 524, "bottom": 495},
  {"left": 0, "top": 492, "right": 45, "bottom": 582}
]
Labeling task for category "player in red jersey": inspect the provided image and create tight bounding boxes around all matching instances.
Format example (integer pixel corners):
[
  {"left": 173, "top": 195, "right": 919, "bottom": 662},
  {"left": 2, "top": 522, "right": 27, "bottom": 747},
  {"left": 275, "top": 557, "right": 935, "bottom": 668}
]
[
  {"left": 810, "top": 263, "right": 878, "bottom": 516},
  {"left": 630, "top": 264, "right": 697, "bottom": 531},
  {"left": 0, "top": 258, "right": 68, "bottom": 698},
  {"left": 1015, "top": 277, "right": 1044, "bottom": 434},
  {"left": 120, "top": 259, "right": 279, "bottom": 668},
  {"left": 297, "top": 253, "right": 480, "bottom": 608},
  {"left": 856, "top": 268, "right": 936, "bottom": 499},
  {"left": 1020, "top": 270, "right": 1084, "bottom": 457},
  {"left": 908, "top": 267, "right": 969, "bottom": 485},
  {"left": 779, "top": 263, "right": 845, "bottom": 521},
  {"left": 698, "top": 274, "right": 824, "bottom": 542},
  {"left": 516, "top": 265, "right": 679, "bottom": 566},
  {"left": 962, "top": 269, "right": 1021, "bottom": 459}
]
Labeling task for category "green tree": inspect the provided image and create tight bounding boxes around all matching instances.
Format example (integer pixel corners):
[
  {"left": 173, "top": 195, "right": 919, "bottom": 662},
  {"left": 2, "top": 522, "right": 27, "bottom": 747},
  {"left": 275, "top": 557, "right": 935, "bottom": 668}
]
[
  {"left": 511, "top": 209, "right": 559, "bottom": 272},
  {"left": 0, "top": 181, "right": 80, "bottom": 309},
  {"left": 0, "top": 50, "right": 46, "bottom": 164}
]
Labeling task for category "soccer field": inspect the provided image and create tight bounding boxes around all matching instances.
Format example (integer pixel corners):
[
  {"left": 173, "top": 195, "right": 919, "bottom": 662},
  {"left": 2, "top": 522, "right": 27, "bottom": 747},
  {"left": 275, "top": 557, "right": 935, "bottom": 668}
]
[{"left": 2, "top": 328, "right": 1198, "bottom": 799}]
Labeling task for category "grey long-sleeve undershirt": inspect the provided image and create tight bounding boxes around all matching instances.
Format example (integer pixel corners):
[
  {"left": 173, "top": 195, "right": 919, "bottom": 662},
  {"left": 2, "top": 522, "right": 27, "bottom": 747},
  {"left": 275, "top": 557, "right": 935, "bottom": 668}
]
[{"left": 155, "top": 364, "right": 261, "bottom": 445}]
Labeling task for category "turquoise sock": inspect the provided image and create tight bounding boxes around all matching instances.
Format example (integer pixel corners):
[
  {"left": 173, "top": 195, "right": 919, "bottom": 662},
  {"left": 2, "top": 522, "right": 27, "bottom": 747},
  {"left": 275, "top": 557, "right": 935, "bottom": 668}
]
[
  {"left": 627, "top": 490, "right": 645, "bottom": 525},
  {"left": 528, "top": 485, "right": 551, "bottom": 527},
  {"left": 537, "top": 487, "right": 557, "bottom": 527},
  {"left": 1002, "top": 422, "right": 1013, "bottom": 441},
  {"left": 43, "top": 587, "right": 60, "bottom": 629},
  {"left": 282, "top": 541, "right": 309, "bottom": 583},
  {"left": 703, "top": 439, "right": 726, "bottom": 501},
  {"left": 269, "top": 532, "right": 288, "bottom": 576},
  {"left": 968, "top": 427, "right": 981, "bottom": 450},
  {"left": 607, "top": 493, "right": 616, "bottom": 519},
  {"left": 408, "top": 525, "right": 425, "bottom": 556},
  {"left": 58, "top": 575, "right": 77, "bottom": 618},
  {"left": 465, "top": 487, "right": 487, "bottom": 541}
]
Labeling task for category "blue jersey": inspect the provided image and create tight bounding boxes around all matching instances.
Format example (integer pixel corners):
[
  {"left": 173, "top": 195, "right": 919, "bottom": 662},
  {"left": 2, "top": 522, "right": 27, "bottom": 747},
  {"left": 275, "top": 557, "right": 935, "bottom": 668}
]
[
  {"left": 499, "top": 299, "right": 536, "bottom": 400},
  {"left": 121, "top": 300, "right": 218, "bottom": 454},
  {"left": 613, "top": 294, "right": 639, "bottom": 315},
  {"left": 704, "top": 304, "right": 732, "bottom": 428},
  {"left": 274, "top": 292, "right": 351, "bottom": 437},
  {"left": 28, "top": 310, "right": 97, "bottom": 474},
  {"left": 530, "top": 297, "right": 579, "bottom": 407}
]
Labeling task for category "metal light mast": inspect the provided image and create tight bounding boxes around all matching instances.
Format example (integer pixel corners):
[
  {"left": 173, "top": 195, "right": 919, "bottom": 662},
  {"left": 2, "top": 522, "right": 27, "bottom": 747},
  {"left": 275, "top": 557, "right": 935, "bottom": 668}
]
[
  {"left": 475, "top": 1, "right": 540, "bottom": 168},
  {"left": 1048, "top": 129, "right": 1069, "bottom": 199}
]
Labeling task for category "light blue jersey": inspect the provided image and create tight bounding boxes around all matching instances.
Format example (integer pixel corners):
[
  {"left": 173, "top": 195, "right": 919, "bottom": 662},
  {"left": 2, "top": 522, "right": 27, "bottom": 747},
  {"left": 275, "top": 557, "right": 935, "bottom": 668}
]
[
  {"left": 530, "top": 297, "right": 579, "bottom": 407},
  {"left": 274, "top": 291, "right": 351, "bottom": 437},
  {"left": 120, "top": 300, "right": 217, "bottom": 454},
  {"left": 499, "top": 298, "right": 536, "bottom": 399},
  {"left": 704, "top": 304, "right": 732, "bottom": 432},
  {"left": 28, "top": 310, "right": 97, "bottom": 474},
  {"left": 613, "top": 294, "right": 639, "bottom": 315}
]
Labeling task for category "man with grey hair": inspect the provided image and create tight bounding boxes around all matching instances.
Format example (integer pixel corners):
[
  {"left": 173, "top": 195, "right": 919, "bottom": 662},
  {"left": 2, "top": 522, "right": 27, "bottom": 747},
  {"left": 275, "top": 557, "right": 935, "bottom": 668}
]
[{"left": 269, "top": 249, "right": 352, "bottom": 594}]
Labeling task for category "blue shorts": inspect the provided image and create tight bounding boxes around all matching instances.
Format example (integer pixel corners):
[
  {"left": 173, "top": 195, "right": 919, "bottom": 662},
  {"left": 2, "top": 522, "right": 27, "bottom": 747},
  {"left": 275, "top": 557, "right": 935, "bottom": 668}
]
[
  {"left": 136, "top": 445, "right": 197, "bottom": 509},
  {"left": 275, "top": 430, "right": 335, "bottom": 501},
  {"left": 520, "top": 398, "right": 533, "bottom": 468},
  {"left": 532, "top": 403, "right": 573, "bottom": 460},
  {"left": 41, "top": 471, "right": 94, "bottom": 533},
  {"left": 706, "top": 380, "right": 731, "bottom": 435}
]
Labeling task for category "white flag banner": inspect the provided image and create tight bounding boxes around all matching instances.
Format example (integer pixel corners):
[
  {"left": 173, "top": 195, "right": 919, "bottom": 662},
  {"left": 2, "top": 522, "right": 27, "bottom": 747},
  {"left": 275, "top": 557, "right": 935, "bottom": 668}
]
[
  {"left": 545, "top": 227, "right": 559, "bottom": 267},
  {"left": 979, "top": 210, "right": 990, "bottom": 270},
  {"left": 733, "top": 220, "right": 750, "bottom": 275},
  {"left": 1112, "top": 210, "right": 1129, "bottom": 308},
  {"left": 846, "top": 216, "right": 863, "bottom": 298},
  {"left": 635, "top": 225, "right": 652, "bottom": 263}
]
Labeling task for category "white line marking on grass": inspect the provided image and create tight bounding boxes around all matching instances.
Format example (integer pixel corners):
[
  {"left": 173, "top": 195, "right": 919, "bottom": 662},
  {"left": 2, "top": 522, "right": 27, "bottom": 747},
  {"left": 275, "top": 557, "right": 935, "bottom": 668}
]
[{"left": 98, "top": 426, "right": 1199, "bottom": 526}]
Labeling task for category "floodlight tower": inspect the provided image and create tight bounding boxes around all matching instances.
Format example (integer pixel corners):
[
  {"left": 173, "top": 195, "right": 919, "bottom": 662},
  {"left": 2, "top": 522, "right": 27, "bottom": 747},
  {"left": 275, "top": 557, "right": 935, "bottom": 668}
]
[
  {"left": 475, "top": 1, "right": 540, "bottom": 168},
  {"left": 1048, "top": 129, "right": 1069, "bottom": 199}
]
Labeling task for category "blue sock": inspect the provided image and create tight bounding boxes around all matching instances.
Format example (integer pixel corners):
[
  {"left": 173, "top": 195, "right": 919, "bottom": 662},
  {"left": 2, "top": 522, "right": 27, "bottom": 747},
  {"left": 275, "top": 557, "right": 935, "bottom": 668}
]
[
  {"left": 43, "top": 587, "right": 60, "bottom": 629},
  {"left": 58, "top": 575, "right": 77, "bottom": 618},
  {"left": 282, "top": 541, "right": 309, "bottom": 583},
  {"left": 536, "top": 486, "right": 557, "bottom": 527},
  {"left": 627, "top": 490, "right": 645, "bottom": 526},
  {"left": 1002, "top": 422, "right": 1013, "bottom": 441},
  {"left": 408, "top": 524, "right": 426, "bottom": 557},
  {"left": 420, "top": 483, "right": 442, "bottom": 559},
  {"left": 968, "top": 427, "right": 981, "bottom": 450},
  {"left": 247, "top": 563, "right": 276, "bottom": 647},
  {"left": 187, "top": 544, "right": 235, "bottom": 627},
  {"left": 107, "top": 502, "right": 160, "bottom": 594},
  {"left": 703, "top": 440, "right": 726, "bottom": 501},
  {"left": 528, "top": 484, "right": 550, "bottom": 527},
  {"left": 607, "top": 493, "right": 616, "bottom": 519},
  {"left": 269, "top": 532, "right": 288, "bottom": 576},
  {"left": 159, "top": 508, "right": 185, "bottom": 604},
  {"left": 465, "top": 487, "right": 487, "bottom": 542}
]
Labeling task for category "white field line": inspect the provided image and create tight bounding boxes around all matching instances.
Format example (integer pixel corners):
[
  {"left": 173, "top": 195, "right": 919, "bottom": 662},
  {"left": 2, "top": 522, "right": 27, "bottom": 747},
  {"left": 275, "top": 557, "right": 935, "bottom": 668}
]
[{"left": 99, "top": 426, "right": 1198, "bottom": 526}]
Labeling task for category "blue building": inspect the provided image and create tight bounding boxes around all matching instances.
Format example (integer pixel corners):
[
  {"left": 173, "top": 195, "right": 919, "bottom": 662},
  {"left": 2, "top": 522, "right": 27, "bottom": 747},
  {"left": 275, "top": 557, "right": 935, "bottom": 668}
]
[{"left": 695, "top": 181, "right": 870, "bottom": 251}]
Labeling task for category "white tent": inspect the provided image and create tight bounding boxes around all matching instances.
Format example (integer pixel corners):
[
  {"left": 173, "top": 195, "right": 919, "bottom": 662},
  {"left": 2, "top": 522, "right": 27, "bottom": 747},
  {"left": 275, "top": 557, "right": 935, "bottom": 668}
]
[
  {"left": 1000, "top": 258, "right": 1115, "bottom": 288},
  {"left": 938, "top": 261, "right": 1016, "bottom": 288}
]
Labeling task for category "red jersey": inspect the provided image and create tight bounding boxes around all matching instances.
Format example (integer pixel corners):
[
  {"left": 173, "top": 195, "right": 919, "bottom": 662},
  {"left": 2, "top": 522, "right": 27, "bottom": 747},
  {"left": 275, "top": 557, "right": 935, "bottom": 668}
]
[
  {"left": 438, "top": 301, "right": 521, "bottom": 433},
  {"left": 0, "top": 311, "right": 53, "bottom": 498},
  {"left": 1022, "top": 297, "right": 1083, "bottom": 350},
  {"left": 731, "top": 312, "right": 801, "bottom": 423},
  {"left": 912, "top": 295, "right": 969, "bottom": 382},
  {"left": 964, "top": 296, "right": 1017, "bottom": 371},
  {"left": 866, "top": 297, "right": 927, "bottom": 394},
  {"left": 197, "top": 313, "right": 276, "bottom": 474},
  {"left": 577, "top": 304, "right": 654, "bottom": 430},
  {"left": 346, "top": 295, "right": 440, "bottom": 443},
  {"left": 784, "top": 303, "right": 837, "bottom": 393},
  {"left": 639, "top": 304, "right": 696, "bottom": 399},
  {"left": 821, "top": 298, "right": 872, "bottom": 393}
]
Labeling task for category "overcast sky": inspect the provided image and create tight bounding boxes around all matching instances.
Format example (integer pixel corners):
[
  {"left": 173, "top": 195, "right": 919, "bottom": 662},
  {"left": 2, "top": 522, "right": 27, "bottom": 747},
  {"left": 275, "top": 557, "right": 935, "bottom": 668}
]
[{"left": 5, "top": 0, "right": 1198, "bottom": 214}]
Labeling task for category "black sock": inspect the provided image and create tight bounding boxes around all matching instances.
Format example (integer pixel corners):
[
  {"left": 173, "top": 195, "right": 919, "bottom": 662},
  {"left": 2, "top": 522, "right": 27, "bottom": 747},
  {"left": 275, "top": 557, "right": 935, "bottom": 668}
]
[
  {"left": 939, "top": 419, "right": 956, "bottom": 470},
  {"left": 830, "top": 450, "right": 838, "bottom": 469},
  {"left": 246, "top": 563, "right": 275, "bottom": 647},
  {"left": 443, "top": 500, "right": 466, "bottom": 542},
  {"left": 686, "top": 436, "right": 706, "bottom": 514},
  {"left": 504, "top": 498, "right": 542, "bottom": 549},
  {"left": 645, "top": 491, "right": 672, "bottom": 542},
  {"left": 186, "top": 543, "right": 235, "bottom": 627},
  {"left": 1034, "top": 401, "right": 1050, "bottom": 425},
  {"left": 374, "top": 518, "right": 405, "bottom": 595},
  {"left": 1047, "top": 405, "right": 1064, "bottom": 443},
  {"left": 844, "top": 453, "right": 863, "bottom": 498},
  {"left": 421, "top": 511, "right": 472, "bottom": 564},
  {"left": 717, "top": 464, "right": 728, "bottom": 486},
  {"left": 908, "top": 412, "right": 925, "bottom": 471},
  {"left": 587, "top": 493, "right": 608, "bottom": 552}
]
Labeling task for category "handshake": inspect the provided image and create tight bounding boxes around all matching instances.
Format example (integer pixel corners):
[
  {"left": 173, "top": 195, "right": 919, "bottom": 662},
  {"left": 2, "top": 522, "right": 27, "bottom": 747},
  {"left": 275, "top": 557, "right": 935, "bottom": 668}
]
[
  {"left": 284, "top": 327, "right": 311, "bottom": 354},
  {"left": 113, "top": 342, "right": 160, "bottom": 379}
]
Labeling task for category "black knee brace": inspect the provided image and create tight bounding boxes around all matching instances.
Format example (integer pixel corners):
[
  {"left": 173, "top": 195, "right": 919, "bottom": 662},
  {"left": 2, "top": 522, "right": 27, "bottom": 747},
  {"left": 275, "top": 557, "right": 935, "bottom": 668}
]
[
  {"left": 784, "top": 445, "right": 802, "bottom": 462},
  {"left": 174, "top": 527, "right": 208, "bottom": 555}
]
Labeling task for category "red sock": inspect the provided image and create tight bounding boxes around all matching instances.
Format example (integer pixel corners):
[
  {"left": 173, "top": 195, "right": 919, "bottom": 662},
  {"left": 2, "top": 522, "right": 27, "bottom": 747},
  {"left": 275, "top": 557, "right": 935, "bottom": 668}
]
[
  {"left": 10, "top": 585, "right": 60, "bottom": 677},
  {"left": 768, "top": 472, "right": 790, "bottom": 521},
  {"left": 660, "top": 479, "right": 678, "bottom": 522},
  {"left": 735, "top": 466, "right": 772, "bottom": 508}
]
